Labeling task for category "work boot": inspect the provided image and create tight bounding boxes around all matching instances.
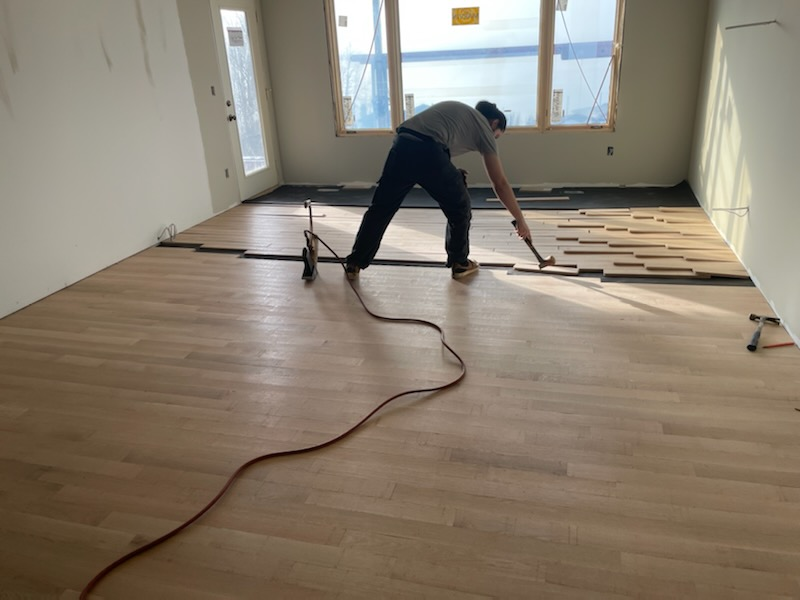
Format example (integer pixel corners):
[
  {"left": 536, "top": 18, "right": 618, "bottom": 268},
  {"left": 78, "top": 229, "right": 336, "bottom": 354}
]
[
  {"left": 345, "top": 262, "right": 361, "bottom": 281},
  {"left": 451, "top": 259, "right": 479, "bottom": 279}
]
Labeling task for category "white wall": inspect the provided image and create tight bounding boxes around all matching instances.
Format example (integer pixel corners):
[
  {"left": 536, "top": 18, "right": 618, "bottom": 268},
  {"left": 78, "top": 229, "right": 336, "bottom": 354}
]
[
  {"left": 689, "top": 0, "right": 799, "bottom": 342},
  {"left": 260, "top": 0, "right": 709, "bottom": 188},
  {"left": 176, "top": 0, "right": 241, "bottom": 214},
  {"left": 0, "top": 0, "right": 214, "bottom": 318}
]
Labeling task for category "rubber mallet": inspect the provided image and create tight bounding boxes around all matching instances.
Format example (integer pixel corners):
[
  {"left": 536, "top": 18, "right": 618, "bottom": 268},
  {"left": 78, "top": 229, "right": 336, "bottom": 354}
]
[
  {"left": 747, "top": 313, "right": 780, "bottom": 351},
  {"left": 512, "top": 220, "right": 556, "bottom": 268}
]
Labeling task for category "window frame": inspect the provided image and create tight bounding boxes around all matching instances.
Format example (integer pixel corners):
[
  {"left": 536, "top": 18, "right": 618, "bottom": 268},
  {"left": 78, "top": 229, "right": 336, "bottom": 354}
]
[{"left": 323, "top": 0, "right": 625, "bottom": 135}]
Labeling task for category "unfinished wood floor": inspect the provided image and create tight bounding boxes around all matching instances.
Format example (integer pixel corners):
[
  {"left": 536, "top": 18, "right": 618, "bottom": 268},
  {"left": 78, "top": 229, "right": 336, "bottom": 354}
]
[
  {"left": 1, "top": 245, "right": 799, "bottom": 598},
  {"left": 171, "top": 204, "right": 747, "bottom": 280}
]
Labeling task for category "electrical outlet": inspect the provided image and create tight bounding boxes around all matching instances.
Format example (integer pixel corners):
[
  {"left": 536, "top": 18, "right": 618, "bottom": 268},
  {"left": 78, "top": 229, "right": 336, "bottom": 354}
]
[{"left": 607, "top": 146, "right": 614, "bottom": 156}]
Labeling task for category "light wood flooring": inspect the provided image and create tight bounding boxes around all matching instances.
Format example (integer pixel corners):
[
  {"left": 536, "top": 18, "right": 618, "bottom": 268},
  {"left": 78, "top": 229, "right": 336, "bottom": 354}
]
[
  {"left": 1, "top": 205, "right": 799, "bottom": 599},
  {"left": 172, "top": 204, "right": 747, "bottom": 279}
]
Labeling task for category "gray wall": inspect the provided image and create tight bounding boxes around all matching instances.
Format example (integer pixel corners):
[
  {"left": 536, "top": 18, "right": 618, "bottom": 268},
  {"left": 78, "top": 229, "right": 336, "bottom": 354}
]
[
  {"left": 0, "top": 0, "right": 215, "bottom": 318},
  {"left": 261, "top": 0, "right": 709, "bottom": 188},
  {"left": 690, "top": 0, "right": 799, "bottom": 342}
]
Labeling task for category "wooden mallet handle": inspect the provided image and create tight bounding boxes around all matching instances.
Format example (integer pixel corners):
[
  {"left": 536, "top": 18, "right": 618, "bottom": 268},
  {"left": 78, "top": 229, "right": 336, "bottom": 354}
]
[{"left": 511, "top": 220, "right": 556, "bottom": 268}]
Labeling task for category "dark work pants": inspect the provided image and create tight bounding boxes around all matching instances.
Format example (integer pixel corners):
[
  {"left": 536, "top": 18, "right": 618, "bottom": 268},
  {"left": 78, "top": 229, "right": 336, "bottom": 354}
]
[{"left": 346, "top": 134, "right": 472, "bottom": 269}]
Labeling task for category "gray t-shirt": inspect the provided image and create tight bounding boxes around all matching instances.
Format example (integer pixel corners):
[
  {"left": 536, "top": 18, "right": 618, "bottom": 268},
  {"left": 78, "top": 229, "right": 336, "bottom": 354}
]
[{"left": 399, "top": 101, "right": 498, "bottom": 157}]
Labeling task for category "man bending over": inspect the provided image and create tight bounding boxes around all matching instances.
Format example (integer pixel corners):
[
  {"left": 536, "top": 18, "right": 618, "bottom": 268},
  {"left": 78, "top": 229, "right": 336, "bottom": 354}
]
[{"left": 345, "top": 100, "right": 532, "bottom": 280}]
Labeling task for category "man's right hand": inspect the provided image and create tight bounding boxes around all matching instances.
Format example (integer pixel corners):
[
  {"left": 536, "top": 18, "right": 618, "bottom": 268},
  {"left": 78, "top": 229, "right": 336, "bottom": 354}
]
[{"left": 514, "top": 219, "right": 531, "bottom": 241}]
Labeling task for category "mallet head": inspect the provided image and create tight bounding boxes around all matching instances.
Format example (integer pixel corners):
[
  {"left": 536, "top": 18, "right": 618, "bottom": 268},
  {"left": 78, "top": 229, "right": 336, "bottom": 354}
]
[
  {"left": 539, "top": 255, "right": 556, "bottom": 268},
  {"left": 749, "top": 313, "right": 780, "bottom": 324}
]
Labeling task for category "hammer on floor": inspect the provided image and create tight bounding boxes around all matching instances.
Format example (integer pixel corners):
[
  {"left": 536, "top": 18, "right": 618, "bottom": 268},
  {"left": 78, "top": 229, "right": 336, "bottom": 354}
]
[{"left": 747, "top": 313, "right": 781, "bottom": 352}]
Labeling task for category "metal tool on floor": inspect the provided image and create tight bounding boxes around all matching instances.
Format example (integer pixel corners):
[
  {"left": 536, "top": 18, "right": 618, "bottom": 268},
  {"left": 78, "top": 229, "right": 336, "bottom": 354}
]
[
  {"left": 301, "top": 199, "right": 318, "bottom": 280},
  {"left": 511, "top": 219, "right": 556, "bottom": 268},
  {"left": 747, "top": 313, "right": 781, "bottom": 351}
]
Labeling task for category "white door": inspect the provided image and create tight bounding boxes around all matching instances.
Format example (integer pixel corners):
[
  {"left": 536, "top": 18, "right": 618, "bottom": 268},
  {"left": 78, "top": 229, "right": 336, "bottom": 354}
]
[{"left": 211, "top": 0, "right": 279, "bottom": 200}]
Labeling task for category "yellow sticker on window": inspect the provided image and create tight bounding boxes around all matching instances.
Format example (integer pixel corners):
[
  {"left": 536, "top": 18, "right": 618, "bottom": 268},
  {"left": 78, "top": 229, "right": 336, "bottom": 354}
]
[{"left": 452, "top": 7, "right": 479, "bottom": 26}]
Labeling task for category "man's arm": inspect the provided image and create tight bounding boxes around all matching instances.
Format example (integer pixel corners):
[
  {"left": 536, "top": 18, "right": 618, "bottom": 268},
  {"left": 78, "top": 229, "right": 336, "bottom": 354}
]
[{"left": 482, "top": 153, "right": 531, "bottom": 240}]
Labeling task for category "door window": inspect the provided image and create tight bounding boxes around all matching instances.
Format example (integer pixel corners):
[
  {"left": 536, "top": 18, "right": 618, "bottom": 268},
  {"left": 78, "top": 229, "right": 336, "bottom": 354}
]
[{"left": 221, "top": 9, "right": 268, "bottom": 174}]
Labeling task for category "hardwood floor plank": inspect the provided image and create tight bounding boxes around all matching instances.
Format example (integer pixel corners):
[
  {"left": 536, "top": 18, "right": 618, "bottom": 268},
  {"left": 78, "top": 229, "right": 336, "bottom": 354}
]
[{"left": 168, "top": 205, "right": 746, "bottom": 280}]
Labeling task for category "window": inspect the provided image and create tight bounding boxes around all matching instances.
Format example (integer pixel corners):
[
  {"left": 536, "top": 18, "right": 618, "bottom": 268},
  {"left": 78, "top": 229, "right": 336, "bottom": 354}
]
[{"left": 324, "top": 0, "right": 625, "bottom": 134}]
